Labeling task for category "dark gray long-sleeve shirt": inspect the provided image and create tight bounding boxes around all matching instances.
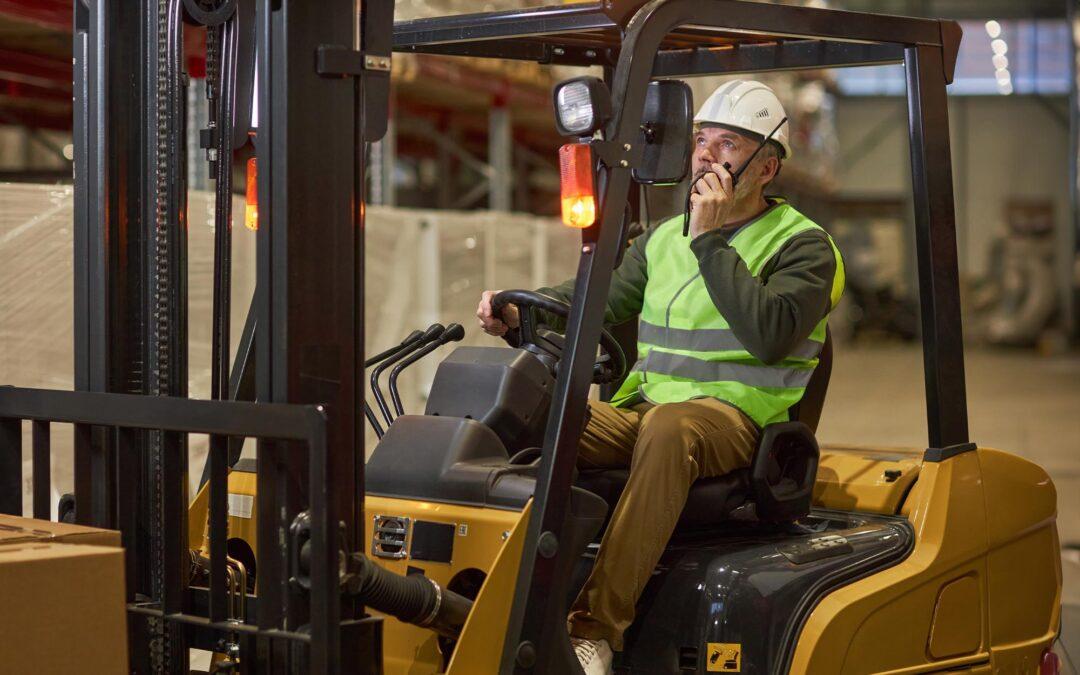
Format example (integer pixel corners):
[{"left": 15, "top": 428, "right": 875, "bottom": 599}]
[{"left": 537, "top": 205, "right": 838, "bottom": 365}]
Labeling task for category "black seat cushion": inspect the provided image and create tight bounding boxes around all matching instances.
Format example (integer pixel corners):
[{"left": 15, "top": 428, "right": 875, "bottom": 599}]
[{"left": 575, "top": 468, "right": 750, "bottom": 530}]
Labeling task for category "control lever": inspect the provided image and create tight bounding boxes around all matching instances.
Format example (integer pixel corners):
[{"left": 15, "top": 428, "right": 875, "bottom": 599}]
[
  {"left": 363, "top": 329, "right": 425, "bottom": 438},
  {"left": 371, "top": 323, "right": 445, "bottom": 427},
  {"left": 366, "top": 329, "right": 424, "bottom": 368},
  {"left": 389, "top": 323, "right": 465, "bottom": 417}
]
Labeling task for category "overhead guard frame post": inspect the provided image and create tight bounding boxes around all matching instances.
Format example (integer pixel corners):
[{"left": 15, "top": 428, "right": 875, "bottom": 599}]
[
  {"left": 488, "top": 0, "right": 968, "bottom": 672},
  {"left": 904, "top": 44, "right": 970, "bottom": 451},
  {"left": 502, "top": 1, "right": 686, "bottom": 671}
]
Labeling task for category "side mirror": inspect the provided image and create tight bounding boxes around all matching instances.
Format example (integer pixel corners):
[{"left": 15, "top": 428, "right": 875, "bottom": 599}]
[{"left": 632, "top": 80, "right": 693, "bottom": 185}]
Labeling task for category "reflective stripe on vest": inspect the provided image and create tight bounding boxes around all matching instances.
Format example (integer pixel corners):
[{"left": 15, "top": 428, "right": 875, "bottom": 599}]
[
  {"left": 634, "top": 351, "right": 815, "bottom": 389},
  {"left": 637, "top": 320, "right": 823, "bottom": 361},
  {"left": 610, "top": 200, "right": 845, "bottom": 428}
]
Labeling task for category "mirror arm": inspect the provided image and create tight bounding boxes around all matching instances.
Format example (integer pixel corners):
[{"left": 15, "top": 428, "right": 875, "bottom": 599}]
[{"left": 591, "top": 138, "right": 643, "bottom": 169}]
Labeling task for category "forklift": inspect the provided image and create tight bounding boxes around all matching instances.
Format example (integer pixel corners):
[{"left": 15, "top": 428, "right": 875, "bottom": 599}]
[{"left": 0, "top": 0, "right": 1063, "bottom": 673}]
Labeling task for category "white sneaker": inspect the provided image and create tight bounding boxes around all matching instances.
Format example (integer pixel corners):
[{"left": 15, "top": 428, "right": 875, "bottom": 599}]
[{"left": 571, "top": 637, "right": 613, "bottom": 675}]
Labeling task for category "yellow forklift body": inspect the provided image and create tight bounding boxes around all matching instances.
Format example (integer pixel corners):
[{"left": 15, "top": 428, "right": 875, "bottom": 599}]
[
  {"left": 189, "top": 470, "right": 259, "bottom": 556},
  {"left": 814, "top": 445, "right": 923, "bottom": 514},
  {"left": 363, "top": 496, "right": 527, "bottom": 674},
  {"left": 444, "top": 501, "right": 531, "bottom": 675},
  {"left": 189, "top": 481, "right": 532, "bottom": 674},
  {"left": 791, "top": 447, "right": 1060, "bottom": 674},
  {"left": 188, "top": 446, "right": 1059, "bottom": 674}
]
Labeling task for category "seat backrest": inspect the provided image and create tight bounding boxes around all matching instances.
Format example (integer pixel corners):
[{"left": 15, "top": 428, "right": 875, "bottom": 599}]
[{"left": 788, "top": 328, "right": 832, "bottom": 433}]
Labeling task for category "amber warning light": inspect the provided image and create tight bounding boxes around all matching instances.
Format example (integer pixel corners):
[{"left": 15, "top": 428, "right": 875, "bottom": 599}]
[
  {"left": 245, "top": 157, "right": 258, "bottom": 231},
  {"left": 559, "top": 143, "right": 596, "bottom": 228}
]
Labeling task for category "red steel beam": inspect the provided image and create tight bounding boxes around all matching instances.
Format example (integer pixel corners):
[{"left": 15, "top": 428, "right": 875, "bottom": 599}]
[
  {"left": 0, "top": 0, "right": 71, "bottom": 32},
  {"left": 0, "top": 77, "right": 70, "bottom": 102},
  {"left": 407, "top": 56, "right": 551, "bottom": 110},
  {"left": 0, "top": 48, "right": 71, "bottom": 90},
  {"left": 0, "top": 103, "right": 71, "bottom": 130}
]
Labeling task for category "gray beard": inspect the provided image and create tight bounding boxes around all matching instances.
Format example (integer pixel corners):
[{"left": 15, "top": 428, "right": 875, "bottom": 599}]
[{"left": 689, "top": 164, "right": 756, "bottom": 207}]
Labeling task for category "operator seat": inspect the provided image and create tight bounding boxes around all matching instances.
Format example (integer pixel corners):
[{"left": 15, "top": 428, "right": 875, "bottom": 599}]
[{"left": 575, "top": 330, "right": 832, "bottom": 528}]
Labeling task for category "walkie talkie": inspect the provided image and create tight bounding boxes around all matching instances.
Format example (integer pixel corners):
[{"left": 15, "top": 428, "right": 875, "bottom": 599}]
[{"left": 683, "top": 116, "right": 789, "bottom": 237}]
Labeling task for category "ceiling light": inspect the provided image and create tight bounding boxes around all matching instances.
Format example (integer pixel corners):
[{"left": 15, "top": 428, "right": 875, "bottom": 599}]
[
  {"left": 991, "top": 39, "right": 1008, "bottom": 55},
  {"left": 985, "top": 20, "right": 1002, "bottom": 39},
  {"left": 995, "top": 68, "right": 1011, "bottom": 85},
  {"left": 998, "top": 81, "right": 1014, "bottom": 95},
  {"left": 992, "top": 54, "right": 1009, "bottom": 70}
]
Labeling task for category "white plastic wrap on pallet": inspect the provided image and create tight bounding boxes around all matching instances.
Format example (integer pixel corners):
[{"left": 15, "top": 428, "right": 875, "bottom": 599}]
[{"left": 0, "top": 184, "right": 256, "bottom": 512}]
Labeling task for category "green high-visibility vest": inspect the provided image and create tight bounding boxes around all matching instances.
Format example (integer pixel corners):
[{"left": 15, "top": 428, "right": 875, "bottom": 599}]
[{"left": 610, "top": 202, "right": 845, "bottom": 428}]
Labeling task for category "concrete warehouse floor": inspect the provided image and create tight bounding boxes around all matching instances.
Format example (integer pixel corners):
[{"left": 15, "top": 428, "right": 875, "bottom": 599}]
[{"left": 819, "top": 342, "right": 1080, "bottom": 670}]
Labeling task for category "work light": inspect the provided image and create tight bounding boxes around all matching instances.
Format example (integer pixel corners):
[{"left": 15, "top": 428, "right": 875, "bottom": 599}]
[{"left": 553, "top": 76, "right": 611, "bottom": 137}]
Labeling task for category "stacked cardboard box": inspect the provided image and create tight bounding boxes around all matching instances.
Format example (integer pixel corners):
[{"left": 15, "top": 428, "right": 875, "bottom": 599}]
[{"left": 0, "top": 515, "right": 128, "bottom": 673}]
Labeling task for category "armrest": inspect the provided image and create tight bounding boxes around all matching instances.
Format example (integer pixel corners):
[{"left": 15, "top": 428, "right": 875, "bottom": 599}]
[{"left": 750, "top": 421, "right": 819, "bottom": 522}]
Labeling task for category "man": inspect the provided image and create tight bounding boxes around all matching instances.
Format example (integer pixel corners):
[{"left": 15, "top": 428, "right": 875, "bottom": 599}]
[{"left": 477, "top": 80, "right": 844, "bottom": 674}]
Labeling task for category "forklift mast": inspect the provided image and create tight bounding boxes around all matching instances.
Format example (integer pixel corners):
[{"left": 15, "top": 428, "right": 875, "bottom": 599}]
[{"left": 2, "top": 0, "right": 392, "bottom": 672}]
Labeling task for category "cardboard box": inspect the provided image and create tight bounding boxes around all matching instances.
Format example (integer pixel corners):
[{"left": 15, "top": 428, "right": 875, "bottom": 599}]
[
  {"left": 0, "top": 542, "right": 129, "bottom": 673},
  {"left": 0, "top": 514, "right": 121, "bottom": 548}
]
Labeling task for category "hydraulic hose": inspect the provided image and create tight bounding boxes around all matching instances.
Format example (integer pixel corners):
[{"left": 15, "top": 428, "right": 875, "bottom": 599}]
[
  {"left": 341, "top": 552, "right": 472, "bottom": 639},
  {"left": 298, "top": 540, "right": 471, "bottom": 639}
]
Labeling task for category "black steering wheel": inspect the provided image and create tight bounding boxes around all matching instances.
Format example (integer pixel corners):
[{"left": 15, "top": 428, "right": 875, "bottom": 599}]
[{"left": 491, "top": 289, "right": 627, "bottom": 385}]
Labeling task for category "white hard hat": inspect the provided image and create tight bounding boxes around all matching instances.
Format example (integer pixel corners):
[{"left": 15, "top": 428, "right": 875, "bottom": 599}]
[{"left": 694, "top": 79, "right": 792, "bottom": 160}]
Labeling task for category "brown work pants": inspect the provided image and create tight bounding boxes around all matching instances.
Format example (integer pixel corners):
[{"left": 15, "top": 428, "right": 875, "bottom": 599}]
[{"left": 566, "top": 398, "right": 759, "bottom": 651}]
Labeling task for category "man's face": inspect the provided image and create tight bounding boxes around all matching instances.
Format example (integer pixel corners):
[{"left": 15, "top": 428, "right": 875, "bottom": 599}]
[{"left": 691, "top": 125, "right": 775, "bottom": 198}]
